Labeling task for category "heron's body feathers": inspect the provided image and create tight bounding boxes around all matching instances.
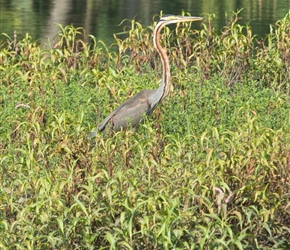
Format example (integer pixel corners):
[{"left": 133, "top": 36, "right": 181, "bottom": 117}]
[{"left": 97, "top": 89, "right": 156, "bottom": 132}]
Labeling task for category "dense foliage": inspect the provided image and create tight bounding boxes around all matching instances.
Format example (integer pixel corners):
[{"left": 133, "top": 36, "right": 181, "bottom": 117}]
[{"left": 1, "top": 11, "right": 290, "bottom": 249}]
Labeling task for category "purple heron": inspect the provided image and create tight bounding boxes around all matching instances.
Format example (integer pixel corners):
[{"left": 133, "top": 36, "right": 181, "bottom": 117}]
[{"left": 89, "top": 15, "right": 202, "bottom": 137}]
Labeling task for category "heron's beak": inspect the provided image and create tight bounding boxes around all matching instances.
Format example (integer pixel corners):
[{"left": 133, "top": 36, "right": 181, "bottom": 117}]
[
  {"left": 178, "top": 16, "right": 203, "bottom": 22},
  {"left": 167, "top": 15, "right": 203, "bottom": 24}
]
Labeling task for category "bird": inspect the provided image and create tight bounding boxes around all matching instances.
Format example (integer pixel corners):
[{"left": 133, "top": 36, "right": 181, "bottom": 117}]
[{"left": 88, "top": 15, "right": 203, "bottom": 137}]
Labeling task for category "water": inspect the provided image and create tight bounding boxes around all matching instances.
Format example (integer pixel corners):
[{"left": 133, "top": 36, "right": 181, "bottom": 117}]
[{"left": 0, "top": 0, "right": 289, "bottom": 46}]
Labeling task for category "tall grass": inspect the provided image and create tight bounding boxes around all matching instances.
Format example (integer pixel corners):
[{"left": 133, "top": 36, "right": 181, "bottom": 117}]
[{"left": 1, "top": 11, "right": 290, "bottom": 249}]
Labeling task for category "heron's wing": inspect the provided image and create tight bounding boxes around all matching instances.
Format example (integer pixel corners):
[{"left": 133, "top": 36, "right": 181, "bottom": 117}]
[{"left": 98, "top": 90, "right": 155, "bottom": 131}]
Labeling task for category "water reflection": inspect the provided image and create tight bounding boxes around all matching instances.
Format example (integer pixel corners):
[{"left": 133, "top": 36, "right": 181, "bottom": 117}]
[{"left": 0, "top": 0, "right": 289, "bottom": 46}]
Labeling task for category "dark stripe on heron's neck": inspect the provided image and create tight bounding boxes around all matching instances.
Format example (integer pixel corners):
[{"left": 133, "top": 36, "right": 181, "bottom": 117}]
[{"left": 154, "top": 21, "right": 171, "bottom": 101}]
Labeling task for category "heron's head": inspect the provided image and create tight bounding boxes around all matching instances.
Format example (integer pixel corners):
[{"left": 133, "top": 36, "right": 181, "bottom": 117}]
[{"left": 158, "top": 14, "right": 203, "bottom": 25}]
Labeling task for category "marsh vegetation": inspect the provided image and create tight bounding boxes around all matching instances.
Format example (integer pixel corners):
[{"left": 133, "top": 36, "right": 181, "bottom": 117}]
[{"left": 1, "top": 11, "right": 290, "bottom": 249}]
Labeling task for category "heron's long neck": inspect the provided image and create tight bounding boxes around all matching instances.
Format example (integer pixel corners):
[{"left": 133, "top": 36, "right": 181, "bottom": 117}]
[{"left": 153, "top": 22, "right": 171, "bottom": 102}]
